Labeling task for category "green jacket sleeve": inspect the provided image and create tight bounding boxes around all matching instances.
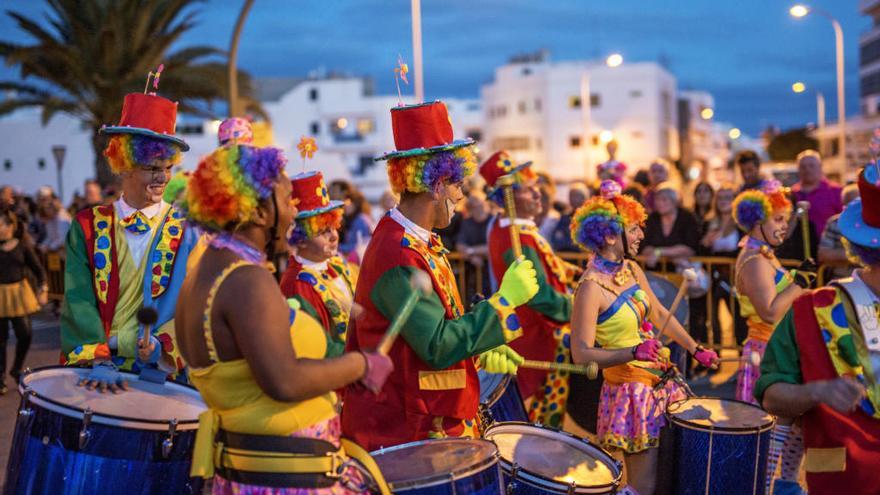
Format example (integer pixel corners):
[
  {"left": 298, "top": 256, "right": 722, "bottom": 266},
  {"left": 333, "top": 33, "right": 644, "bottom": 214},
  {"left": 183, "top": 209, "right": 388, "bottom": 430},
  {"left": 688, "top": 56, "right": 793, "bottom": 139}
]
[
  {"left": 60, "top": 220, "right": 106, "bottom": 356},
  {"left": 754, "top": 309, "right": 803, "bottom": 404},
  {"left": 503, "top": 244, "right": 571, "bottom": 323},
  {"left": 372, "top": 265, "right": 520, "bottom": 370}
]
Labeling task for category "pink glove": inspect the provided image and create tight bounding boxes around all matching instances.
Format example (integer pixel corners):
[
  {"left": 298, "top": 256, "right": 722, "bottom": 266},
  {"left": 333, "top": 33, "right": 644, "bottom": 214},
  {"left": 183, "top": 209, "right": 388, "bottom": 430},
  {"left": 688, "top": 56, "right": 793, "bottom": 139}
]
[
  {"left": 694, "top": 346, "right": 719, "bottom": 368},
  {"left": 360, "top": 351, "right": 393, "bottom": 393},
  {"left": 632, "top": 339, "right": 662, "bottom": 362}
]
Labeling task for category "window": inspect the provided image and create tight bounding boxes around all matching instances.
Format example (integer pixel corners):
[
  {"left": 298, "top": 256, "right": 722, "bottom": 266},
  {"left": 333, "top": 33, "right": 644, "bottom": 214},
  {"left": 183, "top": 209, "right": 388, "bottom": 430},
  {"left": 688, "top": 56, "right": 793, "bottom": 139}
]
[
  {"left": 3, "top": 160, "right": 10, "bottom": 171},
  {"left": 569, "top": 136, "right": 582, "bottom": 147},
  {"left": 518, "top": 101, "right": 527, "bottom": 114},
  {"left": 590, "top": 93, "right": 601, "bottom": 107},
  {"left": 356, "top": 155, "right": 374, "bottom": 176},
  {"left": 310, "top": 121, "right": 320, "bottom": 135},
  {"left": 492, "top": 136, "right": 530, "bottom": 151},
  {"left": 309, "top": 88, "right": 319, "bottom": 101},
  {"left": 466, "top": 129, "right": 483, "bottom": 142},
  {"left": 629, "top": 90, "right": 642, "bottom": 98},
  {"left": 534, "top": 99, "right": 542, "bottom": 112},
  {"left": 521, "top": 67, "right": 532, "bottom": 76},
  {"left": 568, "top": 96, "right": 582, "bottom": 108},
  {"left": 631, "top": 131, "right": 644, "bottom": 139},
  {"left": 496, "top": 105, "right": 508, "bottom": 118},
  {"left": 38, "top": 158, "right": 46, "bottom": 170},
  {"left": 179, "top": 124, "right": 203, "bottom": 135},
  {"left": 536, "top": 138, "right": 542, "bottom": 150},
  {"left": 357, "top": 119, "right": 375, "bottom": 135}
]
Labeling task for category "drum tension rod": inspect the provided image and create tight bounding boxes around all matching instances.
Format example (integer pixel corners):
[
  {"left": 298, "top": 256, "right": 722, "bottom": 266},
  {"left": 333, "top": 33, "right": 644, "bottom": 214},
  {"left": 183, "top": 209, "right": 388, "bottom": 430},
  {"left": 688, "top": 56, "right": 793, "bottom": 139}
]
[
  {"left": 162, "top": 419, "right": 178, "bottom": 458},
  {"left": 79, "top": 408, "right": 93, "bottom": 449},
  {"left": 18, "top": 388, "right": 33, "bottom": 419},
  {"left": 507, "top": 463, "right": 520, "bottom": 495}
]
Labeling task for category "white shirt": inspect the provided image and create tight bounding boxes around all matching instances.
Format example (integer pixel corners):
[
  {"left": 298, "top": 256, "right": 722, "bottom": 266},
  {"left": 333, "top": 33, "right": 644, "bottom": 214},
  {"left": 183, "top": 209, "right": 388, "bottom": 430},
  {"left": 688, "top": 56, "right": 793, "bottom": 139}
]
[
  {"left": 499, "top": 217, "right": 537, "bottom": 229},
  {"left": 115, "top": 197, "right": 167, "bottom": 267},
  {"left": 389, "top": 207, "right": 432, "bottom": 245}
]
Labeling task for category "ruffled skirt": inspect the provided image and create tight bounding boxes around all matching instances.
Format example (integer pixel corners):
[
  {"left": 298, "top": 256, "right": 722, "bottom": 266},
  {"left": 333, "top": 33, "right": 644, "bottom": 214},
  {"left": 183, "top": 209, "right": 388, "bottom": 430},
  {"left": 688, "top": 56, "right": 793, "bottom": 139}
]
[
  {"left": 735, "top": 338, "right": 767, "bottom": 405},
  {"left": 597, "top": 379, "right": 686, "bottom": 454},
  {"left": 0, "top": 280, "right": 39, "bottom": 318}
]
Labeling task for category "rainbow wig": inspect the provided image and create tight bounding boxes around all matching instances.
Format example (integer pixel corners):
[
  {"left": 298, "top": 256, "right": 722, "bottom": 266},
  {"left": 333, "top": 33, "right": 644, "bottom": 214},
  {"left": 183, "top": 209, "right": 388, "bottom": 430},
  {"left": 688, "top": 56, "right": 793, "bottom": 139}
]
[
  {"left": 103, "top": 134, "right": 183, "bottom": 174},
  {"left": 488, "top": 166, "right": 539, "bottom": 206},
  {"left": 387, "top": 146, "right": 477, "bottom": 195},
  {"left": 570, "top": 180, "right": 646, "bottom": 253},
  {"left": 732, "top": 180, "right": 792, "bottom": 232},
  {"left": 183, "top": 144, "right": 287, "bottom": 231},
  {"left": 288, "top": 208, "right": 343, "bottom": 246}
]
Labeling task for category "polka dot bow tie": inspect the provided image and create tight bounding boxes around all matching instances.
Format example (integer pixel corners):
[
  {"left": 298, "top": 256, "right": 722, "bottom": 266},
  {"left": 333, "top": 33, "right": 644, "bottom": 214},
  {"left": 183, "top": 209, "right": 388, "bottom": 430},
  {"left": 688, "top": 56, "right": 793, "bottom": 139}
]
[{"left": 120, "top": 211, "right": 151, "bottom": 235}]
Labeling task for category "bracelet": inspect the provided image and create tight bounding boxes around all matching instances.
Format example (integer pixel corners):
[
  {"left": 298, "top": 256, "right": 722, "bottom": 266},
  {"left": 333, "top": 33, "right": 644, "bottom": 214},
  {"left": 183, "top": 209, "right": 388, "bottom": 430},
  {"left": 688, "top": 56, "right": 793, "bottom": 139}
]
[
  {"left": 691, "top": 344, "right": 705, "bottom": 355},
  {"left": 631, "top": 345, "right": 638, "bottom": 359}
]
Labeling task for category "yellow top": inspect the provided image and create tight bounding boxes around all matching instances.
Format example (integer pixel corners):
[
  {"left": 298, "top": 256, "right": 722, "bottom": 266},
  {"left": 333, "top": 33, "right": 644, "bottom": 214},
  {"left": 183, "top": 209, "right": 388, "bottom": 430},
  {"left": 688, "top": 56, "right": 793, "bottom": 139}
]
[
  {"left": 189, "top": 261, "right": 338, "bottom": 478},
  {"left": 594, "top": 282, "right": 651, "bottom": 352},
  {"left": 736, "top": 253, "right": 793, "bottom": 342}
]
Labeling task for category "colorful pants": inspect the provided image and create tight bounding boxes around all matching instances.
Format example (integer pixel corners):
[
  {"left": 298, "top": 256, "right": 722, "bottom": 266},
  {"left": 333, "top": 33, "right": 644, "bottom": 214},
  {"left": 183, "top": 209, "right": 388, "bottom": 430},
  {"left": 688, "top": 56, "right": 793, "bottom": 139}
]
[
  {"left": 597, "top": 379, "right": 686, "bottom": 454},
  {"left": 527, "top": 325, "right": 571, "bottom": 428},
  {"left": 212, "top": 416, "right": 371, "bottom": 495},
  {"left": 735, "top": 338, "right": 768, "bottom": 405}
]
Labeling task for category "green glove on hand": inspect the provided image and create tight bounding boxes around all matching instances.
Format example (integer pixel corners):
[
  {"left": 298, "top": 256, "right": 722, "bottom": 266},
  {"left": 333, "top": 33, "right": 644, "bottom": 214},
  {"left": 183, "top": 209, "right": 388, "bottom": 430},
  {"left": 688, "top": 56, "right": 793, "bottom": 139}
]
[
  {"left": 497, "top": 258, "right": 539, "bottom": 307},
  {"left": 479, "top": 345, "right": 524, "bottom": 375}
]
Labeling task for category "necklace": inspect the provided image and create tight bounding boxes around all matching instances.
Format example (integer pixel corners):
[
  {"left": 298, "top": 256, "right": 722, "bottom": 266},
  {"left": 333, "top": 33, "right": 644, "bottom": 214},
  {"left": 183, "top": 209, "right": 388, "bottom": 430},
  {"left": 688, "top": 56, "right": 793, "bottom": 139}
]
[
  {"left": 209, "top": 231, "right": 266, "bottom": 264},
  {"left": 590, "top": 253, "right": 629, "bottom": 286},
  {"left": 744, "top": 236, "right": 773, "bottom": 258}
]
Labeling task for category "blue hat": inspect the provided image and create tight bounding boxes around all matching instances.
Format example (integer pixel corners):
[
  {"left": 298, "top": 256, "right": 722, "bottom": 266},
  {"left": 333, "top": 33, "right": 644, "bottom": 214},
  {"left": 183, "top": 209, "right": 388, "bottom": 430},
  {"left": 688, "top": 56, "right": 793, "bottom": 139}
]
[{"left": 839, "top": 165, "right": 880, "bottom": 248}]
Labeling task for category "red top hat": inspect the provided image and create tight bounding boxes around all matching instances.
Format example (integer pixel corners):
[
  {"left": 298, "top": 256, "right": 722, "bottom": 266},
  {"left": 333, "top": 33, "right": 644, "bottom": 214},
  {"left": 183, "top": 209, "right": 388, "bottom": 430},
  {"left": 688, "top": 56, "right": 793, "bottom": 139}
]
[
  {"left": 479, "top": 150, "right": 534, "bottom": 190},
  {"left": 101, "top": 93, "right": 189, "bottom": 150},
  {"left": 291, "top": 171, "right": 343, "bottom": 219},
  {"left": 839, "top": 165, "right": 880, "bottom": 247},
  {"left": 377, "top": 101, "right": 473, "bottom": 161}
]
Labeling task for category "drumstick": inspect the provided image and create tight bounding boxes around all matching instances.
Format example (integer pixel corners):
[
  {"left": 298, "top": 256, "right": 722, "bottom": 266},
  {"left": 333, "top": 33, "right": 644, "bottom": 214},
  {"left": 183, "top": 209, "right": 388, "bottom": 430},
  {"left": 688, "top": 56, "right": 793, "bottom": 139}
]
[
  {"left": 796, "top": 201, "right": 811, "bottom": 261},
  {"left": 137, "top": 307, "right": 158, "bottom": 352},
  {"left": 520, "top": 359, "right": 599, "bottom": 379},
  {"left": 656, "top": 268, "right": 697, "bottom": 337},
  {"left": 377, "top": 271, "right": 433, "bottom": 355},
  {"left": 496, "top": 175, "right": 522, "bottom": 260},
  {"left": 715, "top": 352, "right": 761, "bottom": 366}
]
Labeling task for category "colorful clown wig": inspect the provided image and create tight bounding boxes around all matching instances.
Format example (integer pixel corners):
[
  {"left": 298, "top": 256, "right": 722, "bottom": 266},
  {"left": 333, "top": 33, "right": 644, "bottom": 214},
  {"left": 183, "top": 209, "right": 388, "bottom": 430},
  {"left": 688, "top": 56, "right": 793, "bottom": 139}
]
[
  {"left": 183, "top": 144, "right": 287, "bottom": 231},
  {"left": 386, "top": 146, "right": 477, "bottom": 195},
  {"left": 732, "top": 179, "right": 792, "bottom": 232},
  {"left": 288, "top": 208, "right": 343, "bottom": 246},
  {"left": 163, "top": 170, "right": 190, "bottom": 204},
  {"left": 570, "top": 180, "right": 646, "bottom": 253},
  {"left": 487, "top": 165, "right": 539, "bottom": 206},
  {"left": 103, "top": 134, "right": 183, "bottom": 174}
]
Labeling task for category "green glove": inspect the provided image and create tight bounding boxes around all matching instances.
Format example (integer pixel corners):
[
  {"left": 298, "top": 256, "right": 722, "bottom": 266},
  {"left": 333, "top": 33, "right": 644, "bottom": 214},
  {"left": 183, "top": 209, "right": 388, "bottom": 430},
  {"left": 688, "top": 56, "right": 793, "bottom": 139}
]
[
  {"left": 497, "top": 258, "right": 538, "bottom": 307},
  {"left": 479, "top": 345, "right": 524, "bottom": 375}
]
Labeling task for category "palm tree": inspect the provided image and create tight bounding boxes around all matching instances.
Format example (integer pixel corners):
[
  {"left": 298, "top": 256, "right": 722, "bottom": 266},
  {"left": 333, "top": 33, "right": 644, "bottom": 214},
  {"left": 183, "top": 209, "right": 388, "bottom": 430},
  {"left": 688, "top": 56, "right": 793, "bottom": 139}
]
[{"left": 0, "top": 0, "right": 265, "bottom": 186}]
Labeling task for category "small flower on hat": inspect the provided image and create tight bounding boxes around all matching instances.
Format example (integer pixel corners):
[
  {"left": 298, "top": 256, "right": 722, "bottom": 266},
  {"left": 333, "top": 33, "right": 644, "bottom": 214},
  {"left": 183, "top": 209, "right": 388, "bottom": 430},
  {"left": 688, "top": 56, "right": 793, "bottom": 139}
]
[
  {"left": 297, "top": 136, "right": 317, "bottom": 159},
  {"left": 394, "top": 54, "right": 410, "bottom": 106},
  {"left": 497, "top": 153, "right": 515, "bottom": 173}
]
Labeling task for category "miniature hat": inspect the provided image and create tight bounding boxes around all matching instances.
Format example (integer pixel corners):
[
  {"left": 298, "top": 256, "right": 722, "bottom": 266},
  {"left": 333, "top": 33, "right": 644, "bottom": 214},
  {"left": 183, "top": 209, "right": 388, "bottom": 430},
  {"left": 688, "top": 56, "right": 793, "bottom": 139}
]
[
  {"left": 218, "top": 117, "right": 253, "bottom": 146},
  {"left": 839, "top": 165, "right": 880, "bottom": 248},
  {"left": 101, "top": 93, "right": 189, "bottom": 150},
  {"left": 291, "top": 171, "right": 344, "bottom": 219},
  {"left": 376, "top": 101, "right": 473, "bottom": 161},
  {"left": 478, "top": 151, "right": 533, "bottom": 191}
]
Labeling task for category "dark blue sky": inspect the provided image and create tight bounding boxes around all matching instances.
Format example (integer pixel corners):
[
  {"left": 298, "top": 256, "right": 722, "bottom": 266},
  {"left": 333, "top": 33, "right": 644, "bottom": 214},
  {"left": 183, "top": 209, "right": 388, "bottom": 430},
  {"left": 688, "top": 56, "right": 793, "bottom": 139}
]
[{"left": 0, "top": 0, "right": 870, "bottom": 135}]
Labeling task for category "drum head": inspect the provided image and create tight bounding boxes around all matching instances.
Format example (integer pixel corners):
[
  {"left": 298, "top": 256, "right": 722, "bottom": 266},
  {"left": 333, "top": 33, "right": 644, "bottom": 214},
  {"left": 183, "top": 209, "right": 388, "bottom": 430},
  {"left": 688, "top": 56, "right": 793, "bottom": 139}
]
[
  {"left": 646, "top": 273, "right": 688, "bottom": 325},
  {"left": 667, "top": 397, "right": 774, "bottom": 432},
  {"left": 371, "top": 438, "right": 498, "bottom": 489},
  {"left": 20, "top": 366, "right": 205, "bottom": 429},
  {"left": 485, "top": 422, "right": 620, "bottom": 491},
  {"left": 478, "top": 369, "right": 508, "bottom": 405}
]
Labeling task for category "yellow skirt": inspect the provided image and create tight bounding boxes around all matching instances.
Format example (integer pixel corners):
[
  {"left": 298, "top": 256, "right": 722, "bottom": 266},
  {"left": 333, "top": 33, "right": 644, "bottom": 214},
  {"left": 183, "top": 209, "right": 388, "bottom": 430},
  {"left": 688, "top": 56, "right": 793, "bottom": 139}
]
[{"left": 0, "top": 280, "right": 40, "bottom": 318}]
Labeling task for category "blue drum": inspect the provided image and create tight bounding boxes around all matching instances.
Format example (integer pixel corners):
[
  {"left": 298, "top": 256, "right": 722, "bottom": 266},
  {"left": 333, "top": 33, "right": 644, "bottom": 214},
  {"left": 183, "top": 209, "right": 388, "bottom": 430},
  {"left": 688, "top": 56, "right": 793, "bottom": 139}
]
[
  {"left": 4, "top": 366, "right": 206, "bottom": 495},
  {"left": 478, "top": 369, "right": 528, "bottom": 427},
  {"left": 665, "top": 397, "right": 775, "bottom": 495},
  {"left": 484, "top": 422, "right": 621, "bottom": 494},
  {"left": 371, "top": 438, "right": 503, "bottom": 494}
]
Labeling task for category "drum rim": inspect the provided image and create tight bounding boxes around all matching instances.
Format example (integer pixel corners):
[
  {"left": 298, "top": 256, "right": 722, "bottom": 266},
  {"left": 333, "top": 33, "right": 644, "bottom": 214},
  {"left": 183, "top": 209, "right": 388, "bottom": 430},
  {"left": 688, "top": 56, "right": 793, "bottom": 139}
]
[
  {"left": 478, "top": 369, "right": 513, "bottom": 406},
  {"left": 370, "top": 437, "right": 500, "bottom": 489},
  {"left": 484, "top": 421, "right": 622, "bottom": 491},
  {"left": 666, "top": 397, "right": 775, "bottom": 433},
  {"left": 19, "top": 365, "right": 202, "bottom": 427}
]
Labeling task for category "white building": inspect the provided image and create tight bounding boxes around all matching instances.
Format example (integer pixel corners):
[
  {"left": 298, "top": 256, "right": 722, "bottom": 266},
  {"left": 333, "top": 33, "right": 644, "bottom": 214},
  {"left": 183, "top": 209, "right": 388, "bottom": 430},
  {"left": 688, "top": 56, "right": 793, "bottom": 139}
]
[
  {"left": 481, "top": 53, "right": 680, "bottom": 184},
  {"left": 0, "top": 76, "right": 483, "bottom": 203}
]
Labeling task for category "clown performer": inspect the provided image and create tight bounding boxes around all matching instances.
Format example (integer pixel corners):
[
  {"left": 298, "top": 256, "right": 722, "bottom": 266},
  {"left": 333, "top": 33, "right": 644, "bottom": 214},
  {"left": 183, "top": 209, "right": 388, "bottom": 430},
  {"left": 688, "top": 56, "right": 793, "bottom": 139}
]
[
  {"left": 176, "top": 141, "right": 393, "bottom": 494},
  {"left": 596, "top": 140, "right": 627, "bottom": 189},
  {"left": 341, "top": 101, "right": 539, "bottom": 450},
  {"left": 756, "top": 164, "right": 880, "bottom": 495},
  {"left": 481, "top": 150, "right": 582, "bottom": 427},
  {"left": 281, "top": 170, "right": 358, "bottom": 358},
  {"left": 732, "top": 179, "right": 814, "bottom": 492},
  {"left": 569, "top": 181, "right": 718, "bottom": 495},
  {"left": 61, "top": 83, "right": 200, "bottom": 388}
]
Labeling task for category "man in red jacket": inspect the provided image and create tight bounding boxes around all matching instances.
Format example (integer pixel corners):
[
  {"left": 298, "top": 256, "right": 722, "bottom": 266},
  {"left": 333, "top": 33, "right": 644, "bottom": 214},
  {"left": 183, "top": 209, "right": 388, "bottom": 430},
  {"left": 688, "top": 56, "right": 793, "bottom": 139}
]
[
  {"left": 341, "top": 101, "right": 539, "bottom": 450},
  {"left": 756, "top": 164, "right": 880, "bottom": 495},
  {"left": 481, "top": 151, "right": 581, "bottom": 427}
]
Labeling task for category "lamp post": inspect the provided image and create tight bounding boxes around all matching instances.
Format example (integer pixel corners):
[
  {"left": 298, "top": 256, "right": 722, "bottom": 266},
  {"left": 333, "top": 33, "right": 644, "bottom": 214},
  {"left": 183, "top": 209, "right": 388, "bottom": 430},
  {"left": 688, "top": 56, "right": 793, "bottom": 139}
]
[
  {"left": 411, "top": 0, "right": 424, "bottom": 102},
  {"left": 790, "top": 4, "right": 845, "bottom": 175},
  {"left": 792, "top": 81, "right": 826, "bottom": 130}
]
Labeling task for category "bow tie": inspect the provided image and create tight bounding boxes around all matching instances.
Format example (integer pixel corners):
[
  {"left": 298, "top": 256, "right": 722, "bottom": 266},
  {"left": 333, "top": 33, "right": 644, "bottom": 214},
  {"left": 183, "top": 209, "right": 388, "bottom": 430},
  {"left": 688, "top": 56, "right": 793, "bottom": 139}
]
[
  {"left": 120, "top": 211, "right": 151, "bottom": 235},
  {"left": 429, "top": 234, "right": 449, "bottom": 255}
]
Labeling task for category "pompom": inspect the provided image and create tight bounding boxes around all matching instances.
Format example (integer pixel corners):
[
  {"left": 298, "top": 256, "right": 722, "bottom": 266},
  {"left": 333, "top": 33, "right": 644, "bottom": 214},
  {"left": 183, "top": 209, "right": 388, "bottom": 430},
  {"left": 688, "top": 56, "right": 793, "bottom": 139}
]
[
  {"left": 103, "top": 134, "right": 183, "bottom": 174},
  {"left": 182, "top": 144, "right": 287, "bottom": 231},
  {"left": 387, "top": 146, "right": 477, "bottom": 194},
  {"left": 288, "top": 208, "right": 343, "bottom": 246}
]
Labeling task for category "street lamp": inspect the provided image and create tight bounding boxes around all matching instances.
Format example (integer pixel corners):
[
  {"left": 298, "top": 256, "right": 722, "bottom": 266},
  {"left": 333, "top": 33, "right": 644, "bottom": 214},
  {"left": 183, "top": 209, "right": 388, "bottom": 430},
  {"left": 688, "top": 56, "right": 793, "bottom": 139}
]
[
  {"left": 605, "top": 53, "right": 624, "bottom": 68},
  {"left": 790, "top": 81, "right": 826, "bottom": 129},
  {"left": 790, "top": 4, "right": 846, "bottom": 175},
  {"left": 728, "top": 128, "right": 742, "bottom": 140},
  {"left": 700, "top": 108, "right": 714, "bottom": 120}
]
